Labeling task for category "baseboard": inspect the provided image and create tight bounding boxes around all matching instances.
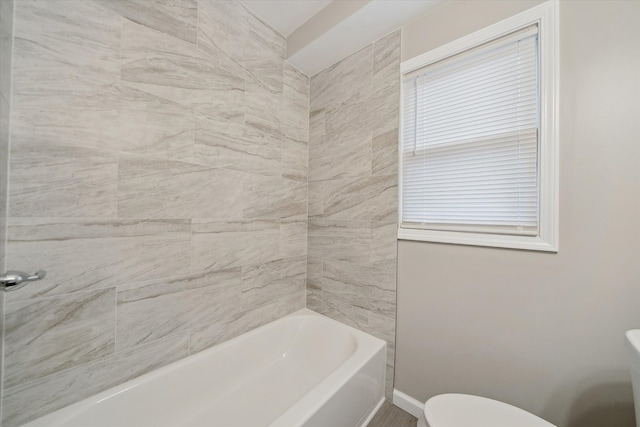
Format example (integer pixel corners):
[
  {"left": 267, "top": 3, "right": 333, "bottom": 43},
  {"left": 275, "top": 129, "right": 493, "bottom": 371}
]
[
  {"left": 392, "top": 389, "right": 424, "bottom": 419},
  {"left": 361, "top": 397, "right": 385, "bottom": 426}
]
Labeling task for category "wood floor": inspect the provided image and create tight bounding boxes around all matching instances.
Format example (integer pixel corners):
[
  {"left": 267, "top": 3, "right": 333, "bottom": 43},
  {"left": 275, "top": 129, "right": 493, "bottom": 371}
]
[{"left": 368, "top": 401, "right": 418, "bottom": 427}]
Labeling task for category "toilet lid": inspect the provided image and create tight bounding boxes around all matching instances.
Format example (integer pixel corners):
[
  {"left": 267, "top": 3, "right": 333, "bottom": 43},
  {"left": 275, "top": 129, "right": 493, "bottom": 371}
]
[{"left": 424, "top": 394, "right": 556, "bottom": 427}]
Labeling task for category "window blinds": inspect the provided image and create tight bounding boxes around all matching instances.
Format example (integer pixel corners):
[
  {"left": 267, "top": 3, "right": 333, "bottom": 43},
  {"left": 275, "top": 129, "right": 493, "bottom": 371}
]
[{"left": 401, "top": 26, "right": 540, "bottom": 235}]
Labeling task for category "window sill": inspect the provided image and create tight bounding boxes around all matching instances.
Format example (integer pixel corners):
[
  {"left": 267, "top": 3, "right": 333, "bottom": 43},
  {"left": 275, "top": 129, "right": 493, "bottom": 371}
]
[{"left": 398, "top": 228, "right": 558, "bottom": 252}]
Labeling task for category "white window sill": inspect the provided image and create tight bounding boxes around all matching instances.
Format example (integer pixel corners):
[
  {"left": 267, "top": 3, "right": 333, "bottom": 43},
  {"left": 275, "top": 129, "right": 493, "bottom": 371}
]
[{"left": 398, "top": 228, "right": 558, "bottom": 252}]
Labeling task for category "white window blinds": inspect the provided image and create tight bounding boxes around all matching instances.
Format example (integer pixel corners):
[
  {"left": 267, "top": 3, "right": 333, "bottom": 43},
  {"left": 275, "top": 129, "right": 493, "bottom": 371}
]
[{"left": 401, "top": 26, "right": 540, "bottom": 236}]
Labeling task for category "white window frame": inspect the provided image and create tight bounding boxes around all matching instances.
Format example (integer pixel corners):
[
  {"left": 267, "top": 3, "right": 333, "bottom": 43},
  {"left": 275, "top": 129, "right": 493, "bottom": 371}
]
[{"left": 398, "top": 0, "right": 559, "bottom": 252}]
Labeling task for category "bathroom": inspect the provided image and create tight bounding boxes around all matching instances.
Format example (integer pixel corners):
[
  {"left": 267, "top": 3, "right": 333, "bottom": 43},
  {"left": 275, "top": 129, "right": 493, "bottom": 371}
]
[{"left": 0, "top": 0, "right": 639, "bottom": 426}]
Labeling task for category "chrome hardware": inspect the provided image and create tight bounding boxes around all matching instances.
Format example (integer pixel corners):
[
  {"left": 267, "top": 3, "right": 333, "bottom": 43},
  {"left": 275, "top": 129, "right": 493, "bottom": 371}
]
[{"left": 1, "top": 270, "right": 47, "bottom": 292}]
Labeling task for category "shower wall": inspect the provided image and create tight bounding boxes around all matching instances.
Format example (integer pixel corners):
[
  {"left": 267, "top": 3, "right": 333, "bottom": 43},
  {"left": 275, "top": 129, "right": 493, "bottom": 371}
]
[
  {"left": 0, "top": 0, "right": 15, "bottom": 422},
  {"left": 2, "top": 1, "right": 309, "bottom": 425},
  {"left": 307, "top": 30, "right": 400, "bottom": 398}
]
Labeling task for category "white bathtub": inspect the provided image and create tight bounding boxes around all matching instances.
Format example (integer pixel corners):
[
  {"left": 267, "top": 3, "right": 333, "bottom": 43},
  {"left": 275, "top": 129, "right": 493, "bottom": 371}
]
[{"left": 23, "top": 308, "right": 387, "bottom": 427}]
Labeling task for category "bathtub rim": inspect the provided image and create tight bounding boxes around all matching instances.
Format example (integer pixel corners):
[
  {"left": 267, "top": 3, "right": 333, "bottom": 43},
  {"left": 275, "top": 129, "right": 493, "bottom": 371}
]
[
  {"left": 22, "top": 308, "right": 387, "bottom": 427},
  {"left": 268, "top": 309, "right": 387, "bottom": 426}
]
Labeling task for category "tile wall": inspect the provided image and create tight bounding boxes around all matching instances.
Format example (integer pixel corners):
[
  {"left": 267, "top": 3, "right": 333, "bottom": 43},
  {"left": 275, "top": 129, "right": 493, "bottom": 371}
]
[
  {"left": 0, "top": 0, "right": 15, "bottom": 421},
  {"left": 2, "top": 1, "right": 309, "bottom": 425},
  {"left": 307, "top": 31, "right": 400, "bottom": 398}
]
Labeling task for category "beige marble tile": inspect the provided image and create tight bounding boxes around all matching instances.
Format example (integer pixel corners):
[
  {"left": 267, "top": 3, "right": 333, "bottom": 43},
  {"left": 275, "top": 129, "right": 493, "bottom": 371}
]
[
  {"left": 12, "top": 82, "right": 196, "bottom": 162},
  {"left": 117, "top": 154, "right": 245, "bottom": 219},
  {"left": 323, "top": 175, "right": 397, "bottom": 221},
  {"left": 189, "top": 291, "right": 303, "bottom": 354},
  {"left": 309, "top": 109, "right": 325, "bottom": 146},
  {"left": 195, "top": 88, "right": 245, "bottom": 141},
  {"left": 4, "top": 288, "right": 116, "bottom": 389},
  {"left": 121, "top": 19, "right": 245, "bottom": 111},
  {"left": 4, "top": 0, "right": 313, "bottom": 422},
  {"left": 195, "top": 125, "right": 280, "bottom": 177},
  {"left": 196, "top": 0, "right": 248, "bottom": 77},
  {"left": 308, "top": 291, "right": 365, "bottom": 330},
  {"left": 198, "top": 1, "right": 286, "bottom": 93},
  {"left": 0, "top": 0, "right": 13, "bottom": 109},
  {"left": 241, "top": 256, "right": 306, "bottom": 311},
  {"left": 322, "top": 259, "right": 396, "bottom": 318},
  {"left": 306, "top": 257, "right": 323, "bottom": 290},
  {"left": 372, "top": 31, "right": 401, "bottom": 135},
  {"left": 12, "top": 0, "right": 120, "bottom": 111},
  {"left": 243, "top": 174, "right": 307, "bottom": 219},
  {"left": 325, "top": 85, "right": 373, "bottom": 142},
  {"left": 0, "top": 4, "right": 12, "bottom": 407},
  {"left": 373, "top": 30, "right": 401, "bottom": 82},
  {"left": 116, "top": 268, "right": 242, "bottom": 351},
  {"left": 0, "top": 0, "right": 12, "bottom": 277},
  {"left": 308, "top": 220, "right": 371, "bottom": 264},
  {"left": 8, "top": 133, "right": 118, "bottom": 218},
  {"left": 306, "top": 283, "right": 325, "bottom": 314},
  {"left": 282, "top": 62, "right": 310, "bottom": 143},
  {"left": 244, "top": 115, "right": 284, "bottom": 145},
  {"left": 191, "top": 219, "right": 280, "bottom": 271},
  {"left": 241, "top": 3, "right": 286, "bottom": 93},
  {"left": 310, "top": 44, "right": 373, "bottom": 112},
  {"left": 3, "top": 333, "right": 189, "bottom": 427},
  {"left": 243, "top": 35, "right": 284, "bottom": 96},
  {"left": 370, "top": 221, "right": 398, "bottom": 269},
  {"left": 364, "top": 310, "right": 396, "bottom": 384},
  {"left": 366, "top": 309, "right": 396, "bottom": 344},
  {"left": 385, "top": 364, "right": 395, "bottom": 400},
  {"left": 244, "top": 4, "right": 286, "bottom": 60},
  {"left": 282, "top": 136, "right": 308, "bottom": 182},
  {"left": 6, "top": 218, "right": 191, "bottom": 301},
  {"left": 280, "top": 220, "right": 307, "bottom": 258},
  {"left": 308, "top": 181, "right": 325, "bottom": 218},
  {"left": 306, "top": 25, "right": 399, "bottom": 402},
  {"left": 372, "top": 128, "right": 399, "bottom": 176},
  {"left": 308, "top": 232, "right": 370, "bottom": 264},
  {"left": 120, "top": 19, "right": 198, "bottom": 87},
  {"left": 283, "top": 62, "right": 309, "bottom": 100},
  {"left": 352, "top": 304, "right": 373, "bottom": 329},
  {"left": 100, "top": 0, "right": 198, "bottom": 44},
  {"left": 245, "top": 78, "right": 282, "bottom": 137},
  {"left": 309, "top": 131, "right": 371, "bottom": 181}
]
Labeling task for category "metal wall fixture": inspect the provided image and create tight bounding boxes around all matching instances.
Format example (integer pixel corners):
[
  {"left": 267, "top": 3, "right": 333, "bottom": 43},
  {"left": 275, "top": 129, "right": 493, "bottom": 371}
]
[{"left": 1, "top": 270, "right": 47, "bottom": 291}]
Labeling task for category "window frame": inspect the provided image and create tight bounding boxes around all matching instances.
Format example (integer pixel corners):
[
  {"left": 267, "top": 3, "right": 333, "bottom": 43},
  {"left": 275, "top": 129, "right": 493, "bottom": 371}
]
[{"left": 398, "top": 0, "right": 559, "bottom": 252}]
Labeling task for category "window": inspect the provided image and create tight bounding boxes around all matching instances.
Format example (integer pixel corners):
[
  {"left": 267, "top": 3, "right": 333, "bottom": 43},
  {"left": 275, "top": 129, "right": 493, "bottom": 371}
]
[{"left": 399, "top": 1, "right": 558, "bottom": 251}]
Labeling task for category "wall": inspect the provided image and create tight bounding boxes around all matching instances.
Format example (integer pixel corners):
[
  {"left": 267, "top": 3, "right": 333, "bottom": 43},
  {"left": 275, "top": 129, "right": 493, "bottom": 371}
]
[
  {"left": 2, "top": 1, "right": 309, "bottom": 425},
  {"left": 0, "top": 0, "right": 15, "bottom": 422},
  {"left": 395, "top": 1, "right": 640, "bottom": 426},
  {"left": 307, "top": 30, "right": 400, "bottom": 398}
]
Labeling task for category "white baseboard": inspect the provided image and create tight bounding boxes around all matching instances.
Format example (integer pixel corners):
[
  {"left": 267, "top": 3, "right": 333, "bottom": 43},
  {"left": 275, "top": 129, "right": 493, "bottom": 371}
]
[
  {"left": 392, "top": 389, "right": 424, "bottom": 419},
  {"left": 361, "top": 397, "right": 385, "bottom": 426}
]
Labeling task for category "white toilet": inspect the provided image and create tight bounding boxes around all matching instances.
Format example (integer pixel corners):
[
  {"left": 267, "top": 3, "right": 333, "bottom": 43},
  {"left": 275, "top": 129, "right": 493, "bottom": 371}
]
[{"left": 418, "top": 393, "right": 556, "bottom": 427}]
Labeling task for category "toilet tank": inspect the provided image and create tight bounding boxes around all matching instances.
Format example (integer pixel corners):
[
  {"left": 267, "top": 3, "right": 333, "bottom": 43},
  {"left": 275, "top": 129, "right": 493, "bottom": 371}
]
[{"left": 625, "top": 330, "right": 640, "bottom": 427}]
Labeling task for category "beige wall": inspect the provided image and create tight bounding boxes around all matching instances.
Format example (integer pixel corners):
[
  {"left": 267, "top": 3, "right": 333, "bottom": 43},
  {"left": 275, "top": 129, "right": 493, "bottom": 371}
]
[{"left": 396, "top": 1, "right": 640, "bottom": 426}]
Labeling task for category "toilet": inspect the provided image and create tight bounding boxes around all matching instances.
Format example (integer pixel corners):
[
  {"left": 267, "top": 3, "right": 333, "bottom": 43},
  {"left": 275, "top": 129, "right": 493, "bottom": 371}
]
[{"left": 417, "top": 393, "right": 556, "bottom": 427}]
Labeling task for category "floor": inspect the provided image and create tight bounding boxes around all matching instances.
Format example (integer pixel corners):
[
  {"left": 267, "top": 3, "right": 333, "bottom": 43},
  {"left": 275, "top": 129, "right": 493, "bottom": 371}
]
[{"left": 368, "top": 401, "right": 418, "bottom": 427}]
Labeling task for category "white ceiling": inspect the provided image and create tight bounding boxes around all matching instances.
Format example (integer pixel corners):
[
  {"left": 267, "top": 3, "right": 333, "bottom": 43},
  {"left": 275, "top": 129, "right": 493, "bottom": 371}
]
[
  {"left": 240, "top": 0, "right": 332, "bottom": 36},
  {"left": 288, "top": 0, "right": 443, "bottom": 76},
  {"left": 240, "top": 0, "right": 444, "bottom": 76}
]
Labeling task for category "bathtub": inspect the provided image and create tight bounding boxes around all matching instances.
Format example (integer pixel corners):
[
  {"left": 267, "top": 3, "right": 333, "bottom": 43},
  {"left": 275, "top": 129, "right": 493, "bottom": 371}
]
[{"left": 23, "top": 308, "right": 387, "bottom": 427}]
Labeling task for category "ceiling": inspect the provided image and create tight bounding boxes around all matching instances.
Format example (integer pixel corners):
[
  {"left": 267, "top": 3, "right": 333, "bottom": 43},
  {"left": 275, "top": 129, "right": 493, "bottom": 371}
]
[
  {"left": 240, "top": 0, "right": 445, "bottom": 76},
  {"left": 240, "top": 0, "right": 332, "bottom": 36}
]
